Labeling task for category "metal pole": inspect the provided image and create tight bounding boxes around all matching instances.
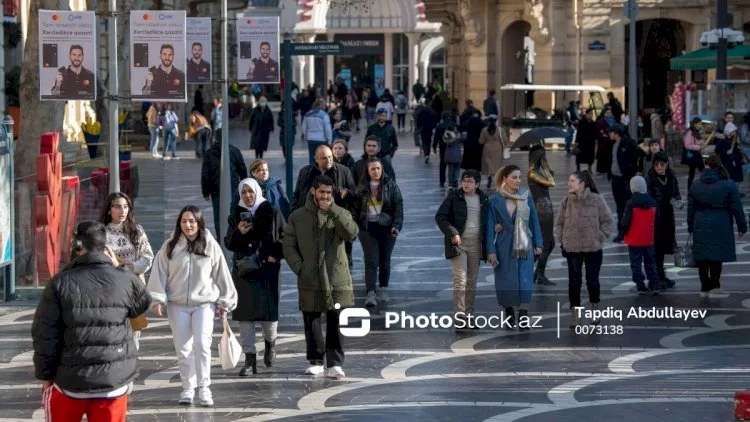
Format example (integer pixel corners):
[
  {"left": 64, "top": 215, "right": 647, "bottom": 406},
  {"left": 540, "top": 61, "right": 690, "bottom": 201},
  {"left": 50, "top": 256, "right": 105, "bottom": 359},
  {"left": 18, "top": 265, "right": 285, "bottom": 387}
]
[
  {"left": 283, "top": 34, "right": 293, "bottom": 198},
  {"left": 3, "top": 116, "right": 15, "bottom": 301},
  {"left": 627, "top": 0, "right": 638, "bottom": 140},
  {"left": 108, "top": 0, "right": 120, "bottom": 194},
  {"left": 219, "top": 0, "right": 230, "bottom": 240},
  {"left": 574, "top": 0, "right": 581, "bottom": 87},
  {"left": 716, "top": 0, "right": 728, "bottom": 81},
  {"left": 0, "top": 11, "right": 5, "bottom": 113}
]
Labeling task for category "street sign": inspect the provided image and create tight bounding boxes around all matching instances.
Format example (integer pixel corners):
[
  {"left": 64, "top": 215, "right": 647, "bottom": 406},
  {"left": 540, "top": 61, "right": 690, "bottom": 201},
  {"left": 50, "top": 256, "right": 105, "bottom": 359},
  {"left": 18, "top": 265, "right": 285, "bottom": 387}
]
[
  {"left": 623, "top": 0, "right": 639, "bottom": 20},
  {"left": 588, "top": 41, "right": 606, "bottom": 51},
  {"left": 290, "top": 42, "right": 343, "bottom": 56}
]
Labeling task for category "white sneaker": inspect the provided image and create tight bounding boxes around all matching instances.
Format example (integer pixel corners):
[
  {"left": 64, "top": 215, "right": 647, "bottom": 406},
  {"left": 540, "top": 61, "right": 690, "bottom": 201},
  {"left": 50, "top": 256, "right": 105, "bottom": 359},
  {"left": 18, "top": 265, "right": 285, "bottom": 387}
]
[
  {"left": 198, "top": 387, "right": 213, "bottom": 407},
  {"left": 365, "top": 291, "right": 377, "bottom": 307},
  {"left": 708, "top": 289, "right": 729, "bottom": 299},
  {"left": 305, "top": 364, "right": 325, "bottom": 376},
  {"left": 163, "top": 156, "right": 171, "bottom": 160},
  {"left": 700, "top": 291, "right": 709, "bottom": 298},
  {"left": 178, "top": 389, "right": 194, "bottom": 405},
  {"left": 378, "top": 287, "right": 389, "bottom": 303},
  {"left": 327, "top": 366, "right": 345, "bottom": 380}
]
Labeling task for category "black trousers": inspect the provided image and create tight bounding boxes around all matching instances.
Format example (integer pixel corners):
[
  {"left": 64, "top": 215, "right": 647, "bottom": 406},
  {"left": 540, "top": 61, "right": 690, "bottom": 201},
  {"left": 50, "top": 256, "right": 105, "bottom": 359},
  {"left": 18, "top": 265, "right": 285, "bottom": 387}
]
[
  {"left": 610, "top": 175, "right": 631, "bottom": 225},
  {"left": 421, "top": 132, "right": 432, "bottom": 157},
  {"left": 439, "top": 143, "right": 447, "bottom": 186},
  {"left": 566, "top": 250, "right": 603, "bottom": 308},
  {"left": 696, "top": 260, "right": 723, "bottom": 292},
  {"left": 687, "top": 165, "right": 702, "bottom": 191},
  {"left": 302, "top": 309, "right": 344, "bottom": 367}
]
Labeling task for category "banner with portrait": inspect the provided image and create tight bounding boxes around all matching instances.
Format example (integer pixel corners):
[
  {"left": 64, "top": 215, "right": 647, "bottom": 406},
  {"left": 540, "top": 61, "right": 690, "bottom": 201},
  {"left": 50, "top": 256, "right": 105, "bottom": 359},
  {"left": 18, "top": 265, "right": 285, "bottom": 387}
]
[
  {"left": 38, "top": 10, "right": 97, "bottom": 101},
  {"left": 186, "top": 17, "right": 212, "bottom": 84},
  {"left": 236, "top": 16, "right": 279, "bottom": 84},
  {"left": 0, "top": 127, "right": 10, "bottom": 266},
  {"left": 130, "top": 10, "right": 187, "bottom": 102}
]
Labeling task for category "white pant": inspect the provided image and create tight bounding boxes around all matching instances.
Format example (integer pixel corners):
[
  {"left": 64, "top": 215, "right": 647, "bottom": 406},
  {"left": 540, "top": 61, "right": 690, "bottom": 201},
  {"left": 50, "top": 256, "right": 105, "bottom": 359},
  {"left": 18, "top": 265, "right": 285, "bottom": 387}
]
[
  {"left": 167, "top": 303, "right": 215, "bottom": 390},
  {"left": 239, "top": 321, "right": 278, "bottom": 354}
]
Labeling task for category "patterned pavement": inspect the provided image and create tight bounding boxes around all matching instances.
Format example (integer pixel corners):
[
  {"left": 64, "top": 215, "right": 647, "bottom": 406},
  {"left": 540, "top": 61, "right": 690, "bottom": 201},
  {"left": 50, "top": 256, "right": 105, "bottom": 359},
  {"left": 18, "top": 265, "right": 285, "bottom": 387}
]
[{"left": 1, "top": 121, "right": 749, "bottom": 421}]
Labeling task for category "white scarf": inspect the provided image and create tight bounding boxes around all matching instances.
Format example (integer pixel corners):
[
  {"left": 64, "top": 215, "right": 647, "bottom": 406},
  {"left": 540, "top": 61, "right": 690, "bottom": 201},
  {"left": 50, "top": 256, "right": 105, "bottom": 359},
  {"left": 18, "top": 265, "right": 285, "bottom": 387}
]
[{"left": 237, "top": 178, "right": 267, "bottom": 216}]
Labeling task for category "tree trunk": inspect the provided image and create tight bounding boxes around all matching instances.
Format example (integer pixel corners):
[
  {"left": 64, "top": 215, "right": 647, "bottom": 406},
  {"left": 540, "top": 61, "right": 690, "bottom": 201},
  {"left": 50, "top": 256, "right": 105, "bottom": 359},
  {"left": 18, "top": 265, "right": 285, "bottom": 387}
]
[{"left": 16, "top": 0, "right": 68, "bottom": 179}]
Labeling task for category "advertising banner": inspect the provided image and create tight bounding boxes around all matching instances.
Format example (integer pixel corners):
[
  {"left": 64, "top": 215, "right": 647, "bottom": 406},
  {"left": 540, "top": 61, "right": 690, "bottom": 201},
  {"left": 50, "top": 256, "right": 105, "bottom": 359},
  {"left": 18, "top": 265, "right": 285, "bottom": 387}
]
[
  {"left": 186, "top": 17, "right": 212, "bottom": 84},
  {"left": 39, "top": 10, "right": 96, "bottom": 101},
  {"left": 0, "top": 127, "right": 11, "bottom": 266},
  {"left": 374, "top": 64, "right": 385, "bottom": 97},
  {"left": 130, "top": 10, "right": 187, "bottom": 102},
  {"left": 237, "top": 16, "right": 280, "bottom": 84}
]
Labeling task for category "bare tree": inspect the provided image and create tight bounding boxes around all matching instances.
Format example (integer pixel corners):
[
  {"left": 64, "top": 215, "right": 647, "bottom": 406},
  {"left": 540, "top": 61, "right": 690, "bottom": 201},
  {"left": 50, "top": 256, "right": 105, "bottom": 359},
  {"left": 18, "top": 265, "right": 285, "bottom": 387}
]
[{"left": 16, "top": 0, "right": 67, "bottom": 179}]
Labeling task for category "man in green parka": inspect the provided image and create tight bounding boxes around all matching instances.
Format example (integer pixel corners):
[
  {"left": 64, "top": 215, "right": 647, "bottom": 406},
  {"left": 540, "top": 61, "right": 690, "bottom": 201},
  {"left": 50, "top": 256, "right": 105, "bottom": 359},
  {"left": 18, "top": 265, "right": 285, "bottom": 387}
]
[{"left": 282, "top": 175, "right": 359, "bottom": 380}]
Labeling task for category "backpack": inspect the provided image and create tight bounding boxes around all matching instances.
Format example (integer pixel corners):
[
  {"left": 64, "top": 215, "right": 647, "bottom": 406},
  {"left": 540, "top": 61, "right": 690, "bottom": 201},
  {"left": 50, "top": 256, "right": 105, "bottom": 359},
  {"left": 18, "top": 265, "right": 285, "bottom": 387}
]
[
  {"left": 398, "top": 96, "right": 407, "bottom": 109},
  {"left": 443, "top": 129, "right": 459, "bottom": 145}
]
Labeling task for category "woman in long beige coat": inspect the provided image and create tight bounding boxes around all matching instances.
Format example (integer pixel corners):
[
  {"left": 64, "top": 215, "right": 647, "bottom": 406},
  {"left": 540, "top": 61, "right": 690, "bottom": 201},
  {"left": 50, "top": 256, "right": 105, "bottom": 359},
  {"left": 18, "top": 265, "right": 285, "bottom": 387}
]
[{"left": 479, "top": 116, "right": 507, "bottom": 189}]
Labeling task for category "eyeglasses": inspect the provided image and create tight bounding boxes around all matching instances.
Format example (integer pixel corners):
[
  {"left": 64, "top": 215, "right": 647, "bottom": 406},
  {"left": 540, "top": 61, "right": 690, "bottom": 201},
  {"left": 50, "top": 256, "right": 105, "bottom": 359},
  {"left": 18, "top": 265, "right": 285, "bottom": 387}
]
[{"left": 461, "top": 179, "right": 477, "bottom": 184}]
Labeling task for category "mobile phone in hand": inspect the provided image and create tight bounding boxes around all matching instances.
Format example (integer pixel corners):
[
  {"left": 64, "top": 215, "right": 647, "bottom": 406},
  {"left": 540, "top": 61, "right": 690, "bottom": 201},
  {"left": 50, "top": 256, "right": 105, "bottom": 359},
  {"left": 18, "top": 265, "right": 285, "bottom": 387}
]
[{"left": 240, "top": 211, "right": 253, "bottom": 223}]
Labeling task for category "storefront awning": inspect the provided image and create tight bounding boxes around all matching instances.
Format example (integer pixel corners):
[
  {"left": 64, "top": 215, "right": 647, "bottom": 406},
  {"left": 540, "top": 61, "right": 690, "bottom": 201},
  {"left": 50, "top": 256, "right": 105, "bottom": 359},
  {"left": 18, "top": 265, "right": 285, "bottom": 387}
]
[{"left": 670, "top": 45, "right": 750, "bottom": 70}]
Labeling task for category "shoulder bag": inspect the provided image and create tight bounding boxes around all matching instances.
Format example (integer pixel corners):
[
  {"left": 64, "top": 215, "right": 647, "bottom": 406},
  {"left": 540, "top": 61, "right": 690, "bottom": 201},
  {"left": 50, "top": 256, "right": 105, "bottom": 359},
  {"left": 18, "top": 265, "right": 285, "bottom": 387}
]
[{"left": 236, "top": 241, "right": 263, "bottom": 277}]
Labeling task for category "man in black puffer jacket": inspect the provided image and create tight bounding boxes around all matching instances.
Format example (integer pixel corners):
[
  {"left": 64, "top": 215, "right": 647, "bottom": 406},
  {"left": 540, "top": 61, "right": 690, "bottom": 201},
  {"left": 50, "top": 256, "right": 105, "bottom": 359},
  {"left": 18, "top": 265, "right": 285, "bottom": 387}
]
[
  {"left": 32, "top": 221, "right": 151, "bottom": 421},
  {"left": 201, "top": 138, "right": 248, "bottom": 237}
]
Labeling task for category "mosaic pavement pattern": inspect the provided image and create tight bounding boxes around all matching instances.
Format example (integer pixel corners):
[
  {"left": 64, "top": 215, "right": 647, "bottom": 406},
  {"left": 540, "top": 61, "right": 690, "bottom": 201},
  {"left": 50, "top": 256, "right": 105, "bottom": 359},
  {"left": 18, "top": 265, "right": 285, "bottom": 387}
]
[{"left": 2, "top": 123, "right": 749, "bottom": 421}]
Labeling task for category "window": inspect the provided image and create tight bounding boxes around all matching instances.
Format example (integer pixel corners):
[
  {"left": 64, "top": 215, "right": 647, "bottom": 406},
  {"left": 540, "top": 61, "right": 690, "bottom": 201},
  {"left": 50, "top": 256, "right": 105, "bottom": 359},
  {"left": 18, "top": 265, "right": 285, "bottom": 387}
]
[{"left": 392, "top": 34, "right": 408, "bottom": 93}]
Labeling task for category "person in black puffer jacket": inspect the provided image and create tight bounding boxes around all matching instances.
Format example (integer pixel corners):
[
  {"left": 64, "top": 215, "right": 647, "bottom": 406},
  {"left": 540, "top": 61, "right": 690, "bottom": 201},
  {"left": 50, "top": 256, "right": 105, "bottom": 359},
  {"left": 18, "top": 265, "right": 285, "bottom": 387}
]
[
  {"left": 354, "top": 157, "right": 404, "bottom": 307},
  {"left": 32, "top": 221, "right": 151, "bottom": 421},
  {"left": 201, "top": 138, "right": 249, "bottom": 238}
]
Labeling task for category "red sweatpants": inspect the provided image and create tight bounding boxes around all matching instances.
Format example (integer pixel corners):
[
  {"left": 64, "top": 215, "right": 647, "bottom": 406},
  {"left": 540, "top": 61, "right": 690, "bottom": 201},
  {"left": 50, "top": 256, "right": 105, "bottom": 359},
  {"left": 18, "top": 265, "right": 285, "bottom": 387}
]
[{"left": 43, "top": 386, "right": 128, "bottom": 422}]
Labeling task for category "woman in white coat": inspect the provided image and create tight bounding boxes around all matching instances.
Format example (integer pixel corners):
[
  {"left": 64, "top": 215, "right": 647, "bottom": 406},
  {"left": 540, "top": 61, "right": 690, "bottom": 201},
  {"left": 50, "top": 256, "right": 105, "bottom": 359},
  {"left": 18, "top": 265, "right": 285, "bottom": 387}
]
[{"left": 148, "top": 205, "right": 237, "bottom": 407}]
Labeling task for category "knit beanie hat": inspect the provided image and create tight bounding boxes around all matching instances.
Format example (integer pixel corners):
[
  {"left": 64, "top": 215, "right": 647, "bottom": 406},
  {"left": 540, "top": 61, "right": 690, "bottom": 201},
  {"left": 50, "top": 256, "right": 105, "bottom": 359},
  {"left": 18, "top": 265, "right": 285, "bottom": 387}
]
[
  {"left": 654, "top": 151, "right": 669, "bottom": 163},
  {"left": 630, "top": 175, "right": 647, "bottom": 194}
]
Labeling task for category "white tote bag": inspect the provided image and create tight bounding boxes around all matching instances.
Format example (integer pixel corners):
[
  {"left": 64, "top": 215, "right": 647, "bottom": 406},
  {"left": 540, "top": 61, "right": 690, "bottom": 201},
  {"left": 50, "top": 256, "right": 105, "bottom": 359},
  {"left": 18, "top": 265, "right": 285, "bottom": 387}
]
[{"left": 218, "top": 316, "right": 242, "bottom": 370}]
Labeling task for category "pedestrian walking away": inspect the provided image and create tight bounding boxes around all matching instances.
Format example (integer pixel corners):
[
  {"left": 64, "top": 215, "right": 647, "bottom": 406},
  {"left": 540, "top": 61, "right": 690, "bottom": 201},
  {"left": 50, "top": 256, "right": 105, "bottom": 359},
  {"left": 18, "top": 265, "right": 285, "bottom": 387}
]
[
  {"left": 202, "top": 138, "right": 248, "bottom": 238},
  {"left": 249, "top": 96, "right": 275, "bottom": 159},
  {"left": 147, "top": 206, "right": 238, "bottom": 407},
  {"left": 555, "top": 171, "right": 614, "bottom": 327},
  {"left": 354, "top": 158, "right": 404, "bottom": 307},
  {"left": 225, "top": 178, "right": 286, "bottom": 376},
  {"left": 33, "top": 221, "right": 151, "bottom": 422},
  {"left": 527, "top": 146, "right": 556, "bottom": 286},
  {"left": 99, "top": 193, "right": 154, "bottom": 350},
  {"left": 607, "top": 123, "right": 645, "bottom": 241},
  {"left": 301, "top": 98, "right": 333, "bottom": 164},
  {"left": 486, "top": 165, "right": 543, "bottom": 330},
  {"left": 478, "top": 115, "right": 506, "bottom": 189},
  {"left": 435, "top": 169, "right": 489, "bottom": 328},
  {"left": 283, "top": 175, "right": 359, "bottom": 380}
]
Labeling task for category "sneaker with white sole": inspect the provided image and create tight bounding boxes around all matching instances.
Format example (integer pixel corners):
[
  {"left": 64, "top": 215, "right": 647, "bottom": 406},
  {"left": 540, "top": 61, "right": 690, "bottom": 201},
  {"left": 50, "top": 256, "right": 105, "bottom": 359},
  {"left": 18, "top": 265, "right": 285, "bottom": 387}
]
[
  {"left": 378, "top": 287, "right": 389, "bottom": 303},
  {"left": 198, "top": 387, "right": 213, "bottom": 407},
  {"left": 708, "top": 288, "right": 729, "bottom": 299},
  {"left": 178, "top": 389, "right": 194, "bottom": 405},
  {"left": 305, "top": 364, "right": 325, "bottom": 376},
  {"left": 365, "top": 291, "right": 377, "bottom": 307},
  {"left": 327, "top": 366, "right": 345, "bottom": 380},
  {"left": 699, "top": 291, "right": 709, "bottom": 298}
]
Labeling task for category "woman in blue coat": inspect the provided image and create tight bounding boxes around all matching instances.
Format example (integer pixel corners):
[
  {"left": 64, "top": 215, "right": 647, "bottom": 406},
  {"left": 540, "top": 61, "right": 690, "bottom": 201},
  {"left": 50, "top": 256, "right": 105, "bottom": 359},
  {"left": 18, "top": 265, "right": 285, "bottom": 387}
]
[
  {"left": 486, "top": 165, "right": 543, "bottom": 329},
  {"left": 688, "top": 154, "right": 747, "bottom": 297}
]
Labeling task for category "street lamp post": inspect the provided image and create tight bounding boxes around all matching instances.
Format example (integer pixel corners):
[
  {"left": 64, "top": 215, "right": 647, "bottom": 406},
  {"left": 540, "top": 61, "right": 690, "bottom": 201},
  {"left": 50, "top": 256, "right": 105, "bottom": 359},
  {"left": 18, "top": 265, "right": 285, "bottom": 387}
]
[
  {"left": 108, "top": 0, "right": 120, "bottom": 194},
  {"left": 219, "top": 0, "right": 231, "bottom": 241}
]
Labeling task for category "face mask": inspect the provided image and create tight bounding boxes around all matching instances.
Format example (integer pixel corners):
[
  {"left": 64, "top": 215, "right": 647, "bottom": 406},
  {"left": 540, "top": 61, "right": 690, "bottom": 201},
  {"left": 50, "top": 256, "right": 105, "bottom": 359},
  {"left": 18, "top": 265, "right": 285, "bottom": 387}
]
[{"left": 260, "top": 102, "right": 267, "bottom": 108}]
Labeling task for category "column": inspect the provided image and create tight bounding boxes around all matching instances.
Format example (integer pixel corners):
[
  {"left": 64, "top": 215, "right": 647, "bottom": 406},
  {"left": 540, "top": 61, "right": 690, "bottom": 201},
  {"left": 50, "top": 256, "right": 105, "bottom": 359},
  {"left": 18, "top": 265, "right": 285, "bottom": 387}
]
[
  {"left": 327, "top": 33, "right": 335, "bottom": 86},
  {"left": 293, "top": 56, "right": 304, "bottom": 87},
  {"left": 421, "top": 61, "right": 429, "bottom": 85},
  {"left": 306, "top": 35, "right": 316, "bottom": 89},
  {"left": 384, "top": 33, "right": 393, "bottom": 90},
  {"left": 406, "top": 33, "right": 420, "bottom": 85}
]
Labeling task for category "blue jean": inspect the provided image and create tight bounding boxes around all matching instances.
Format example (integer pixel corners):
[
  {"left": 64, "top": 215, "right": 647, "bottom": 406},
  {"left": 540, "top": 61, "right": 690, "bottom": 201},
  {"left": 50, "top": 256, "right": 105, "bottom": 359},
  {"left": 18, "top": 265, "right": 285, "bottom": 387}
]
[
  {"left": 565, "top": 126, "right": 575, "bottom": 153},
  {"left": 628, "top": 246, "right": 659, "bottom": 289},
  {"left": 148, "top": 126, "right": 160, "bottom": 155},
  {"left": 447, "top": 163, "right": 461, "bottom": 187},
  {"left": 307, "top": 140, "right": 328, "bottom": 165},
  {"left": 163, "top": 128, "right": 177, "bottom": 157}
]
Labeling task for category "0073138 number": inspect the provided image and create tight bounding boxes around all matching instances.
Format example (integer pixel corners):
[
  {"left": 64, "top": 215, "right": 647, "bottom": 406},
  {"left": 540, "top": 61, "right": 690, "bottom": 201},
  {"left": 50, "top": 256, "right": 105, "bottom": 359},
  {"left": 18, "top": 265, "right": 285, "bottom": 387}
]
[{"left": 574, "top": 325, "right": 624, "bottom": 335}]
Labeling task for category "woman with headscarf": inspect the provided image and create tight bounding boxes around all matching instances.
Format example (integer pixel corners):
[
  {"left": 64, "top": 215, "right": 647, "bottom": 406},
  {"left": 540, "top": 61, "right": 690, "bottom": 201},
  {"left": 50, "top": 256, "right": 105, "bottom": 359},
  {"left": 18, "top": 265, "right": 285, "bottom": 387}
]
[
  {"left": 646, "top": 151, "right": 680, "bottom": 288},
  {"left": 527, "top": 146, "right": 556, "bottom": 286},
  {"left": 486, "top": 165, "right": 543, "bottom": 329},
  {"left": 595, "top": 108, "right": 616, "bottom": 174},
  {"left": 224, "top": 178, "right": 285, "bottom": 376},
  {"left": 478, "top": 115, "right": 507, "bottom": 189}
]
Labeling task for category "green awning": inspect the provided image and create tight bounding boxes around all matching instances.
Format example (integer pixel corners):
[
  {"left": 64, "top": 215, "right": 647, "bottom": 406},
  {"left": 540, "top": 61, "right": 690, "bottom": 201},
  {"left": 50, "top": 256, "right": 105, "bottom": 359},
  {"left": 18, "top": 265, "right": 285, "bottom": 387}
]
[{"left": 670, "top": 45, "right": 750, "bottom": 70}]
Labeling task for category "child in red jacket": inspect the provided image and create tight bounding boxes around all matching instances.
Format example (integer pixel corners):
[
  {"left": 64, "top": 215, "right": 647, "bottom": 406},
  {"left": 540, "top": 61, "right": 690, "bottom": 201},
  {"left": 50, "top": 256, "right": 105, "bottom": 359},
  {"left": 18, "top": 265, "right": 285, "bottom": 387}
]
[{"left": 618, "top": 176, "right": 663, "bottom": 295}]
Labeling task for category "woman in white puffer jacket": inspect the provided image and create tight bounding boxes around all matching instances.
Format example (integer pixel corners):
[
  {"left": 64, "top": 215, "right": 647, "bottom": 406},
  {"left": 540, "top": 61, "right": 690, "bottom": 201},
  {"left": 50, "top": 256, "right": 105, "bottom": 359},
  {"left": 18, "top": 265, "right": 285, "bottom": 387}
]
[{"left": 148, "top": 205, "right": 237, "bottom": 407}]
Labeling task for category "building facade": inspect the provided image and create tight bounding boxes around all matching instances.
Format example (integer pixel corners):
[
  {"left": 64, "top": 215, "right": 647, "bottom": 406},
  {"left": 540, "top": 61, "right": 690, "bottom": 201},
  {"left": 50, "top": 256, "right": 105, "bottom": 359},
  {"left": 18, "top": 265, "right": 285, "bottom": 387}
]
[{"left": 424, "top": 0, "right": 750, "bottom": 117}]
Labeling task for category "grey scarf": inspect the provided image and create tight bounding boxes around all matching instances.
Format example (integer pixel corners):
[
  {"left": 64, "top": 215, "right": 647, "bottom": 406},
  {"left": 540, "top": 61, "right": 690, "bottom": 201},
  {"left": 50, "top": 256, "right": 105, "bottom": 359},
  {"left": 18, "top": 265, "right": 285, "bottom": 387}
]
[{"left": 499, "top": 186, "right": 532, "bottom": 259}]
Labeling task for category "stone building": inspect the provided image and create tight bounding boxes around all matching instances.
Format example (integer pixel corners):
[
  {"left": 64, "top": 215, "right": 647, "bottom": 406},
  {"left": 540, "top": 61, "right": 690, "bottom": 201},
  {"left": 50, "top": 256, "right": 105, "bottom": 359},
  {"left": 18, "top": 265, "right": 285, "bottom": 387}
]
[{"left": 424, "top": 0, "right": 750, "bottom": 116}]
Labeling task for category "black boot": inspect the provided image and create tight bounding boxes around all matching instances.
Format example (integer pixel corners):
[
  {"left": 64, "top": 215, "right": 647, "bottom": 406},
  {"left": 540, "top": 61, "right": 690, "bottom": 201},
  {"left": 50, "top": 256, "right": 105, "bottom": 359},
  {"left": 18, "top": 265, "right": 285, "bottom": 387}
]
[
  {"left": 239, "top": 353, "right": 257, "bottom": 376},
  {"left": 264, "top": 340, "right": 276, "bottom": 367},
  {"left": 518, "top": 309, "right": 529, "bottom": 331},
  {"left": 504, "top": 307, "right": 515, "bottom": 330},
  {"left": 536, "top": 273, "right": 556, "bottom": 286}
]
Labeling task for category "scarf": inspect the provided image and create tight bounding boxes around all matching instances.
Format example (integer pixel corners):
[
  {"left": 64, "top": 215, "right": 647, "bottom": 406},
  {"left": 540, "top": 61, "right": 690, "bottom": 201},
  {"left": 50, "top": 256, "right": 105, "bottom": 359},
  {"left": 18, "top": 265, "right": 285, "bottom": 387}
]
[
  {"left": 498, "top": 186, "right": 532, "bottom": 260},
  {"left": 237, "top": 178, "right": 267, "bottom": 216}
]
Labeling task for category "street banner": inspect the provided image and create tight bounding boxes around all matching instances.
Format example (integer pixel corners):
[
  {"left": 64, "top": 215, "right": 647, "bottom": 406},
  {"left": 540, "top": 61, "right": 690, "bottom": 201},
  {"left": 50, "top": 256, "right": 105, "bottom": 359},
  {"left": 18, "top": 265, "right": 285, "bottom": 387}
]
[
  {"left": 186, "top": 17, "right": 212, "bottom": 84},
  {"left": 237, "top": 16, "right": 280, "bottom": 84},
  {"left": 0, "top": 126, "right": 11, "bottom": 266},
  {"left": 39, "top": 10, "right": 96, "bottom": 101},
  {"left": 374, "top": 64, "right": 385, "bottom": 97},
  {"left": 130, "top": 10, "right": 187, "bottom": 102}
]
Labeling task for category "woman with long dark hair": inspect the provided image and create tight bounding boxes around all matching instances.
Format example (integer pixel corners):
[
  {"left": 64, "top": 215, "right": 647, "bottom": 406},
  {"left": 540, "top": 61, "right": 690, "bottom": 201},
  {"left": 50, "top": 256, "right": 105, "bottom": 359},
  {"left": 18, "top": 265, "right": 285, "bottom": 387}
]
[
  {"left": 682, "top": 116, "right": 705, "bottom": 190},
  {"left": 355, "top": 157, "right": 404, "bottom": 307},
  {"left": 225, "top": 179, "right": 285, "bottom": 376},
  {"left": 646, "top": 152, "right": 681, "bottom": 288},
  {"left": 486, "top": 165, "right": 543, "bottom": 329},
  {"left": 555, "top": 170, "right": 614, "bottom": 327},
  {"left": 688, "top": 154, "right": 747, "bottom": 298},
  {"left": 100, "top": 192, "right": 154, "bottom": 349},
  {"left": 148, "top": 205, "right": 237, "bottom": 407},
  {"left": 527, "top": 146, "right": 556, "bottom": 286}
]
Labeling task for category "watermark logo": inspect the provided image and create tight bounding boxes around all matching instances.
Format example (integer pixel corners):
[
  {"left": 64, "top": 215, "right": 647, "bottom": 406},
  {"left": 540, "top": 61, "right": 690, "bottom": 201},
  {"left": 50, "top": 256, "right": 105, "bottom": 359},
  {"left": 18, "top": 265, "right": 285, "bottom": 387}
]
[{"left": 336, "top": 303, "right": 370, "bottom": 337}]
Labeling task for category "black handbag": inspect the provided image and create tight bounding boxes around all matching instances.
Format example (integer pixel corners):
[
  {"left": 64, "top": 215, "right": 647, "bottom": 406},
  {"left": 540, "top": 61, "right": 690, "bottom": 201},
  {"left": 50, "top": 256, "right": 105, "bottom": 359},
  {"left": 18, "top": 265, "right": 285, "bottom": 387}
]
[
  {"left": 370, "top": 197, "right": 393, "bottom": 227},
  {"left": 236, "top": 242, "right": 263, "bottom": 277}
]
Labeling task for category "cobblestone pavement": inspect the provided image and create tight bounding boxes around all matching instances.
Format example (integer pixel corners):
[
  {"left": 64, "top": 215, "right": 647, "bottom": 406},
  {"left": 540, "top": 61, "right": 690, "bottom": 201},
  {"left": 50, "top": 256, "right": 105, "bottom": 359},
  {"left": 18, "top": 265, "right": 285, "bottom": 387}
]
[{"left": 1, "top": 121, "right": 749, "bottom": 421}]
